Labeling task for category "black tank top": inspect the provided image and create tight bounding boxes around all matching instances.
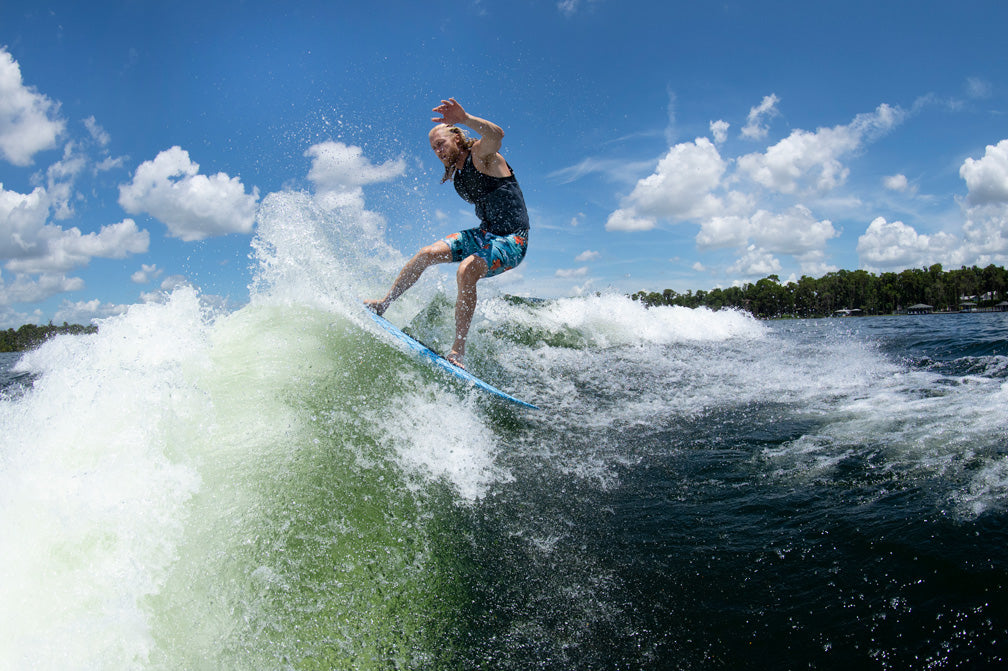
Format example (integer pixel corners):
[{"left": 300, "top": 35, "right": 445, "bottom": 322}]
[{"left": 453, "top": 153, "right": 530, "bottom": 237}]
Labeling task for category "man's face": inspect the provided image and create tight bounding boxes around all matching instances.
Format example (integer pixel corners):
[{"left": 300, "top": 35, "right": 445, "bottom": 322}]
[{"left": 429, "top": 127, "right": 462, "bottom": 166}]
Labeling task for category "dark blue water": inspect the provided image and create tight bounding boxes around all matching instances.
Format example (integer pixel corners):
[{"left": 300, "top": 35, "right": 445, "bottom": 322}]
[{"left": 449, "top": 311, "right": 1008, "bottom": 669}]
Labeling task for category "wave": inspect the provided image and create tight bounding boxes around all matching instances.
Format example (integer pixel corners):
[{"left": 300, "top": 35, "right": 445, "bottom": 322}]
[{"left": 3, "top": 186, "right": 1007, "bottom": 667}]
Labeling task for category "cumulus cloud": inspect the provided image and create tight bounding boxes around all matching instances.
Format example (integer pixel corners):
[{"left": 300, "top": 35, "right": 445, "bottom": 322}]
[
  {"left": 2, "top": 178, "right": 149, "bottom": 273},
  {"left": 695, "top": 215, "right": 750, "bottom": 250},
  {"left": 605, "top": 209, "right": 656, "bottom": 232},
  {"left": 741, "top": 94, "right": 780, "bottom": 140},
  {"left": 575, "top": 249, "right": 600, "bottom": 262},
  {"left": 856, "top": 141, "right": 1008, "bottom": 272},
  {"left": 303, "top": 141, "right": 405, "bottom": 236},
  {"left": 697, "top": 206, "right": 837, "bottom": 255},
  {"left": 118, "top": 146, "right": 259, "bottom": 241},
  {"left": 883, "top": 173, "right": 911, "bottom": 192},
  {"left": 53, "top": 298, "right": 129, "bottom": 324},
  {"left": 131, "top": 263, "right": 163, "bottom": 284},
  {"left": 729, "top": 245, "right": 781, "bottom": 277},
  {"left": 956, "top": 139, "right": 1008, "bottom": 264},
  {"left": 960, "top": 139, "right": 1008, "bottom": 206},
  {"left": 751, "top": 207, "right": 838, "bottom": 255},
  {"left": 737, "top": 103, "right": 905, "bottom": 194},
  {"left": 0, "top": 184, "right": 50, "bottom": 259},
  {"left": 0, "top": 48, "right": 65, "bottom": 166},
  {"left": 305, "top": 141, "right": 405, "bottom": 192},
  {"left": 5, "top": 218, "right": 148, "bottom": 274},
  {"left": 605, "top": 137, "right": 727, "bottom": 231},
  {"left": 598, "top": 100, "right": 950, "bottom": 282},
  {"left": 856, "top": 216, "right": 957, "bottom": 271},
  {"left": 0, "top": 271, "right": 84, "bottom": 306}
]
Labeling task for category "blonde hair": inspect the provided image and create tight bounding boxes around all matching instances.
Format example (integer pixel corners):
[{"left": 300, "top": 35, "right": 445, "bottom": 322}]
[{"left": 434, "top": 124, "right": 476, "bottom": 183}]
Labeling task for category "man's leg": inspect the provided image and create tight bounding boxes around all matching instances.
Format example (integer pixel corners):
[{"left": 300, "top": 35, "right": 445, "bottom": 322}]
[
  {"left": 366, "top": 241, "right": 452, "bottom": 316},
  {"left": 449, "top": 254, "right": 488, "bottom": 367}
]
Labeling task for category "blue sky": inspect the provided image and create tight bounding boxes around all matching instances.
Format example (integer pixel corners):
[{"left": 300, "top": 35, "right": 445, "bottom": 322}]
[{"left": 2, "top": 0, "right": 1007, "bottom": 326}]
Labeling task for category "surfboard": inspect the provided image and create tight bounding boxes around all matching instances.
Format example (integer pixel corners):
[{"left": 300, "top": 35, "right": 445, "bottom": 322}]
[{"left": 366, "top": 310, "right": 540, "bottom": 410}]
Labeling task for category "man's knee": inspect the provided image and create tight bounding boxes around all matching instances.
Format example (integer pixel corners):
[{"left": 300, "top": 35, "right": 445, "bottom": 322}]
[
  {"left": 457, "top": 255, "right": 488, "bottom": 285},
  {"left": 416, "top": 241, "right": 451, "bottom": 265}
]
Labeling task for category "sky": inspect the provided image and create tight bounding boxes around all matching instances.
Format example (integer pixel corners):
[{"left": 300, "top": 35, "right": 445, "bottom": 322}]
[{"left": 1, "top": 0, "right": 1008, "bottom": 326}]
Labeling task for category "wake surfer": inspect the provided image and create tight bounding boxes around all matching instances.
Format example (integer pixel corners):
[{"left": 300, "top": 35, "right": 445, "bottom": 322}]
[{"left": 365, "top": 98, "right": 530, "bottom": 368}]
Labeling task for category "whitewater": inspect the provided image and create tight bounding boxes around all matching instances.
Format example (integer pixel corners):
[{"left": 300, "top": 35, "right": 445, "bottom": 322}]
[{"left": 1, "top": 188, "right": 1007, "bottom": 669}]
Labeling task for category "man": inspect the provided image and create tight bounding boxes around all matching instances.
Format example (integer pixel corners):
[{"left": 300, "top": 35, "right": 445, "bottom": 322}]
[{"left": 365, "top": 98, "right": 530, "bottom": 368}]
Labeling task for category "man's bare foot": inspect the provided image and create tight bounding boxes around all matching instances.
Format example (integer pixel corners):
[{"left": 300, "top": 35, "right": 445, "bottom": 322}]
[
  {"left": 446, "top": 351, "right": 465, "bottom": 369},
  {"left": 363, "top": 299, "right": 387, "bottom": 316}
]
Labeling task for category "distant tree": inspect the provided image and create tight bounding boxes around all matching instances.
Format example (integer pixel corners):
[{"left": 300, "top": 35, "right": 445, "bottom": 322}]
[
  {"left": 0, "top": 322, "right": 98, "bottom": 352},
  {"left": 630, "top": 264, "right": 1008, "bottom": 318}
]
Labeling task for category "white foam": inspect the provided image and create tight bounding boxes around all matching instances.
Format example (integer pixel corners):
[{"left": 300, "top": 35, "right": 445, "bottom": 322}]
[
  {"left": 0, "top": 289, "right": 209, "bottom": 669},
  {"left": 373, "top": 380, "right": 510, "bottom": 501},
  {"left": 250, "top": 190, "right": 405, "bottom": 312},
  {"left": 485, "top": 293, "right": 765, "bottom": 348}
]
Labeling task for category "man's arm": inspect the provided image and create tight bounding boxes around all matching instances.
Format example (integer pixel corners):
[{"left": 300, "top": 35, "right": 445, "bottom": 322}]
[{"left": 432, "top": 98, "right": 507, "bottom": 173}]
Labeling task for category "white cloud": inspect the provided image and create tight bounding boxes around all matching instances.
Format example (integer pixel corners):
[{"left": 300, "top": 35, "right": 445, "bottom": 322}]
[
  {"left": 0, "top": 271, "right": 84, "bottom": 306},
  {"left": 750, "top": 206, "right": 838, "bottom": 254},
  {"left": 160, "top": 275, "right": 191, "bottom": 291},
  {"left": 53, "top": 298, "right": 129, "bottom": 324},
  {"left": 84, "top": 116, "right": 110, "bottom": 147},
  {"left": 0, "top": 304, "right": 44, "bottom": 328},
  {"left": 1, "top": 170, "right": 149, "bottom": 304},
  {"left": 883, "top": 173, "right": 910, "bottom": 192},
  {"left": 118, "top": 146, "right": 260, "bottom": 241},
  {"left": 856, "top": 216, "right": 957, "bottom": 272},
  {"left": 555, "top": 266, "right": 588, "bottom": 278},
  {"left": 131, "top": 263, "right": 163, "bottom": 284},
  {"left": 960, "top": 204, "right": 1008, "bottom": 265},
  {"left": 597, "top": 101, "right": 923, "bottom": 281},
  {"left": 710, "top": 119, "right": 729, "bottom": 144},
  {"left": 956, "top": 140, "right": 1008, "bottom": 265},
  {"left": 856, "top": 142, "right": 1008, "bottom": 273},
  {"left": 575, "top": 249, "right": 600, "bottom": 262},
  {"left": 697, "top": 206, "right": 836, "bottom": 255},
  {"left": 696, "top": 215, "right": 750, "bottom": 250},
  {"left": 303, "top": 141, "right": 405, "bottom": 237},
  {"left": 0, "top": 184, "right": 50, "bottom": 259},
  {"left": 729, "top": 245, "right": 781, "bottom": 277},
  {"left": 3, "top": 180, "right": 148, "bottom": 274},
  {"left": 605, "top": 208, "right": 657, "bottom": 232},
  {"left": 5, "top": 218, "right": 149, "bottom": 274},
  {"left": 960, "top": 139, "right": 1008, "bottom": 206},
  {"left": 737, "top": 103, "right": 905, "bottom": 194},
  {"left": 0, "top": 48, "right": 65, "bottom": 166},
  {"left": 741, "top": 94, "right": 779, "bottom": 140},
  {"left": 305, "top": 141, "right": 405, "bottom": 192},
  {"left": 605, "top": 137, "right": 727, "bottom": 231}
]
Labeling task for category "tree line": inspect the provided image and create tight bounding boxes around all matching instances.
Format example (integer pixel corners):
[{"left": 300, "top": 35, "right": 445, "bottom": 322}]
[
  {"left": 1, "top": 322, "right": 98, "bottom": 353},
  {"left": 632, "top": 264, "right": 1008, "bottom": 319}
]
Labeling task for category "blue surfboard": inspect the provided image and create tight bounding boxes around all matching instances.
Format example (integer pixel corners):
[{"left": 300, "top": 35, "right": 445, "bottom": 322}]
[{"left": 367, "top": 310, "right": 540, "bottom": 410}]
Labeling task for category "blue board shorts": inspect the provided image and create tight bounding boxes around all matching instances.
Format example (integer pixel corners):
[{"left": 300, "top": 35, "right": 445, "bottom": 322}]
[{"left": 444, "top": 228, "right": 528, "bottom": 278}]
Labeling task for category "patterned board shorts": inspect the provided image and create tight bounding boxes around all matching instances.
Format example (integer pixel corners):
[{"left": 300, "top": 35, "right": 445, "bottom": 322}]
[{"left": 444, "top": 228, "right": 528, "bottom": 278}]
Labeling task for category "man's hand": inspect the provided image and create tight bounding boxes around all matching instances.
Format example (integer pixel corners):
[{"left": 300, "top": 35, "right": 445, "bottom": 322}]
[
  {"left": 431, "top": 98, "right": 507, "bottom": 174},
  {"left": 432, "top": 98, "right": 468, "bottom": 125}
]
